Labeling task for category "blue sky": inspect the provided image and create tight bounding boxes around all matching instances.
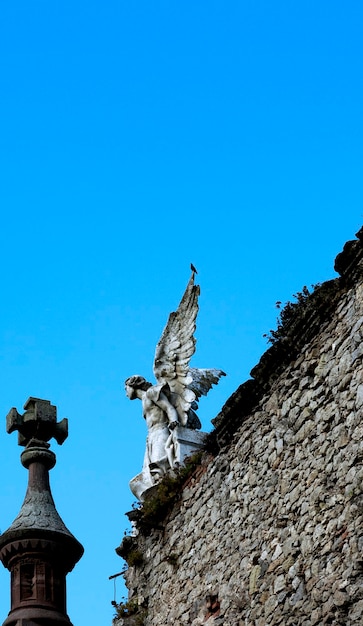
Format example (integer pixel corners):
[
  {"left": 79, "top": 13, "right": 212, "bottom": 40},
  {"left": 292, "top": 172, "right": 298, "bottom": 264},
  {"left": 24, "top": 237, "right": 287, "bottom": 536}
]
[{"left": 0, "top": 1, "right": 362, "bottom": 624}]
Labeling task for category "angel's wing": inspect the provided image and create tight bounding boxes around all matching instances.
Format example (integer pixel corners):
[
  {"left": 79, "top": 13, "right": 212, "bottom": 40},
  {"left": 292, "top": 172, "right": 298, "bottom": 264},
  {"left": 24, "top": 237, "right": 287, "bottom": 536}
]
[
  {"left": 153, "top": 273, "right": 200, "bottom": 425},
  {"left": 188, "top": 368, "right": 226, "bottom": 400}
]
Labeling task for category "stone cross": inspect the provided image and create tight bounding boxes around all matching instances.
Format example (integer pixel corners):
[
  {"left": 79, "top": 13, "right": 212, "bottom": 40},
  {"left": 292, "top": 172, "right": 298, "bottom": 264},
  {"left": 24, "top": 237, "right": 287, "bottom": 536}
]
[{"left": 6, "top": 397, "right": 68, "bottom": 447}]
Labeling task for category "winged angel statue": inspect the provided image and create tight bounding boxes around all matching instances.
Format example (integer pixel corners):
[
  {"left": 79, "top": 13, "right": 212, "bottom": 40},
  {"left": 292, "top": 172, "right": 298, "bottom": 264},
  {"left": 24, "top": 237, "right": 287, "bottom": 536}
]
[{"left": 125, "top": 269, "right": 225, "bottom": 500}]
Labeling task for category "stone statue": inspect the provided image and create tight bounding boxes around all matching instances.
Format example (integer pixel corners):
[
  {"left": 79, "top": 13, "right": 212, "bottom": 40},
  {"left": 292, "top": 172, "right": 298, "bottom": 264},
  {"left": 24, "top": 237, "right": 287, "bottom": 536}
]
[{"left": 125, "top": 269, "right": 225, "bottom": 500}]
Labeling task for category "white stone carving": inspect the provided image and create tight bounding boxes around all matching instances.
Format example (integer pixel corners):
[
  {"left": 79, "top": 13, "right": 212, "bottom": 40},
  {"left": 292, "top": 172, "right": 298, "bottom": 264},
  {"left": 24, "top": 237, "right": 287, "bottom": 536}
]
[{"left": 125, "top": 270, "right": 225, "bottom": 501}]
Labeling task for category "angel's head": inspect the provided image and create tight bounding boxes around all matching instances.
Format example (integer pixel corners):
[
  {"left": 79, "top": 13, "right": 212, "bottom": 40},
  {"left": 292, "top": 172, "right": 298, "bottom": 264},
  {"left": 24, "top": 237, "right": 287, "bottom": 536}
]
[{"left": 125, "top": 375, "right": 152, "bottom": 399}]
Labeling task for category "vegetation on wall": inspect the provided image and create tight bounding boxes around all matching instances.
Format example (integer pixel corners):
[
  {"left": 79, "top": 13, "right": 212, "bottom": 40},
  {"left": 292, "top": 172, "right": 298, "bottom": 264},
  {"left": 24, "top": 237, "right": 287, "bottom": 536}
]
[
  {"left": 113, "top": 598, "right": 147, "bottom": 625},
  {"left": 263, "top": 280, "right": 340, "bottom": 345},
  {"left": 264, "top": 285, "right": 313, "bottom": 344},
  {"left": 134, "top": 451, "right": 204, "bottom": 533}
]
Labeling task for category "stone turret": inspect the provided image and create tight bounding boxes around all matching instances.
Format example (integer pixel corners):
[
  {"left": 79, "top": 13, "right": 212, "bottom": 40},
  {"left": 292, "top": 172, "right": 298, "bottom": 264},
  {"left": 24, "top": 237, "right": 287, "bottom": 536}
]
[{"left": 0, "top": 397, "right": 84, "bottom": 626}]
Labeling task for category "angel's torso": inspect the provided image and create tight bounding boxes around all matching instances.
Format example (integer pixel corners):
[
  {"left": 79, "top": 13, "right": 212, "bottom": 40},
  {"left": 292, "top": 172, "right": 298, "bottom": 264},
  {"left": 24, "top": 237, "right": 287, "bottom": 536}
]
[{"left": 142, "top": 387, "right": 169, "bottom": 429}]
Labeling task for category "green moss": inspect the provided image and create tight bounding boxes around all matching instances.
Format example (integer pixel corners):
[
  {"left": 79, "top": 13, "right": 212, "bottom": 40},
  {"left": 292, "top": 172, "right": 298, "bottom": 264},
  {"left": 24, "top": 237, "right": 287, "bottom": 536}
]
[
  {"left": 166, "top": 552, "right": 179, "bottom": 567},
  {"left": 126, "top": 549, "right": 143, "bottom": 567},
  {"left": 116, "top": 534, "right": 144, "bottom": 566}
]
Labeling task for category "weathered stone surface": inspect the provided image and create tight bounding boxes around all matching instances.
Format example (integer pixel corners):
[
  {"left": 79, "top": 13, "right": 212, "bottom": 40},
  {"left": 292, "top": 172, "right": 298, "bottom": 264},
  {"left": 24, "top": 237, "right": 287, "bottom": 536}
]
[{"left": 116, "top": 232, "right": 363, "bottom": 626}]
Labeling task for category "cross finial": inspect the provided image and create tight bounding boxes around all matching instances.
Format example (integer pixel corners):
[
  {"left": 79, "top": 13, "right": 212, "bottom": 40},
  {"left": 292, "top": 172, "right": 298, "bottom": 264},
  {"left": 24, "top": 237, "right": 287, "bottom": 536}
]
[{"left": 6, "top": 397, "right": 68, "bottom": 447}]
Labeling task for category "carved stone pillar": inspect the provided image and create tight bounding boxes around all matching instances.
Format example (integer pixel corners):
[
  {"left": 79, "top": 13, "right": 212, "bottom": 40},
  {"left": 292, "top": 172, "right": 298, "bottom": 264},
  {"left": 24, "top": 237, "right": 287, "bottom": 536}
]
[{"left": 0, "top": 398, "right": 84, "bottom": 626}]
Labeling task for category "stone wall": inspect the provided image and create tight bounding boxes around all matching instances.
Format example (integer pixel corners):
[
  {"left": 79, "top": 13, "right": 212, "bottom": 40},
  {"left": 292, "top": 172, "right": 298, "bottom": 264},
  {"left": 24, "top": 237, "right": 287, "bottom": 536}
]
[{"left": 116, "top": 229, "right": 363, "bottom": 626}]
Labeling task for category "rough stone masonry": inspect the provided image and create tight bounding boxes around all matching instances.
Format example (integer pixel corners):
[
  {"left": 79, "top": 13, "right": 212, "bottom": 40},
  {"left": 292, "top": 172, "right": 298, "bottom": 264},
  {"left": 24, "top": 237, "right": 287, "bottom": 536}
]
[{"left": 116, "top": 228, "right": 363, "bottom": 626}]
